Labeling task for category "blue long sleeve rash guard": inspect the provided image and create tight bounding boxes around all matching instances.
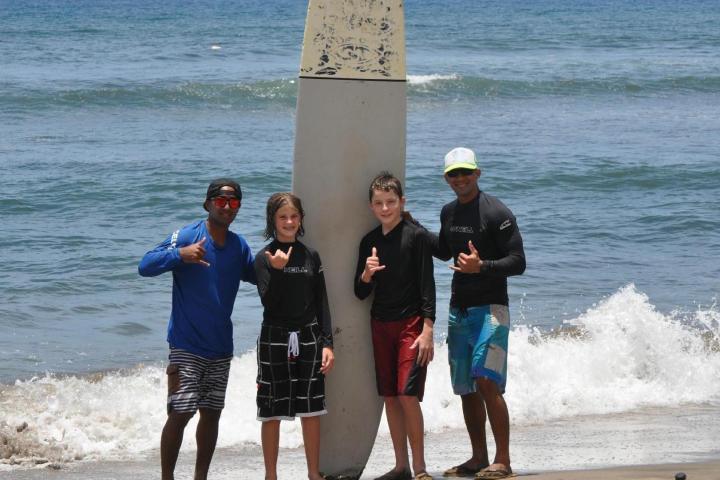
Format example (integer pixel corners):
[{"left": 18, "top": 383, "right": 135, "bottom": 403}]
[{"left": 138, "top": 220, "right": 256, "bottom": 358}]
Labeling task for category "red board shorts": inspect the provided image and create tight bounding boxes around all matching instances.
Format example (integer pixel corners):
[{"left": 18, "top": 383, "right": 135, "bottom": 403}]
[{"left": 371, "top": 315, "right": 427, "bottom": 400}]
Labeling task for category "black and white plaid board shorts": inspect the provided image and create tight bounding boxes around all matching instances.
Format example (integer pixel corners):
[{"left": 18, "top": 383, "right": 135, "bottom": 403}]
[
  {"left": 256, "top": 322, "right": 327, "bottom": 421},
  {"left": 166, "top": 348, "right": 232, "bottom": 414}
]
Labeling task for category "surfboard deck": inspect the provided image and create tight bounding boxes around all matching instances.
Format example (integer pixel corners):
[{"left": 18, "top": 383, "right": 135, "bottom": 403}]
[{"left": 292, "top": 0, "right": 407, "bottom": 478}]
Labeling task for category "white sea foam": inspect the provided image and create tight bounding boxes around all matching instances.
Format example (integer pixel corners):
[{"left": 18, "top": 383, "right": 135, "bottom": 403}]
[
  {"left": 2, "top": 285, "right": 718, "bottom": 466},
  {"left": 508, "top": 285, "right": 720, "bottom": 423},
  {"left": 406, "top": 73, "right": 458, "bottom": 85}
]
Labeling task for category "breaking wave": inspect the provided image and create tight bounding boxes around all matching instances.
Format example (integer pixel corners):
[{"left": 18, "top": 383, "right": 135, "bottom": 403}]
[{"left": 2, "top": 285, "right": 718, "bottom": 468}]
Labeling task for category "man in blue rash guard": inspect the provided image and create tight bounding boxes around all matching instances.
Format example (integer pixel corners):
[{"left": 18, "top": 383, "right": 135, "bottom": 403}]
[
  {"left": 429, "top": 148, "right": 525, "bottom": 480},
  {"left": 138, "top": 178, "right": 256, "bottom": 480}
]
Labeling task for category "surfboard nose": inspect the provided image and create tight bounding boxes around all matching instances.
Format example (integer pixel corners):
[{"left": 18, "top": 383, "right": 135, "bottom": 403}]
[{"left": 300, "top": 0, "right": 406, "bottom": 81}]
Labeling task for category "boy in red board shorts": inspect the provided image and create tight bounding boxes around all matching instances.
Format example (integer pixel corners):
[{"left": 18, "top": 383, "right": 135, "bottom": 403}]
[{"left": 354, "top": 172, "right": 436, "bottom": 480}]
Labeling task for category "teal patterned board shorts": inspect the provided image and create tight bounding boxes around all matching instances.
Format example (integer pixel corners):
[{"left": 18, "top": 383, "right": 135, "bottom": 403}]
[{"left": 447, "top": 304, "right": 510, "bottom": 395}]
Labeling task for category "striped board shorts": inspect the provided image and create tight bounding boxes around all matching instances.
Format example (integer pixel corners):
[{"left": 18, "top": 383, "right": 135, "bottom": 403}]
[
  {"left": 256, "top": 322, "right": 327, "bottom": 421},
  {"left": 166, "top": 348, "right": 232, "bottom": 415},
  {"left": 447, "top": 304, "right": 510, "bottom": 395}
]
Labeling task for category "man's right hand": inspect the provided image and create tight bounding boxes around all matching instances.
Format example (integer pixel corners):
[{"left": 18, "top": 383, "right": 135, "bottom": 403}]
[
  {"left": 361, "top": 246, "right": 385, "bottom": 283},
  {"left": 450, "top": 240, "right": 483, "bottom": 273},
  {"left": 179, "top": 237, "right": 210, "bottom": 267}
]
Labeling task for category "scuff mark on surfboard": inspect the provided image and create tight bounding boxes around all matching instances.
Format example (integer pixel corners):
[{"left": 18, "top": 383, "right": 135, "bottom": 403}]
[{"left": 300, "top": 0, "right": 405, "bottom": 80}]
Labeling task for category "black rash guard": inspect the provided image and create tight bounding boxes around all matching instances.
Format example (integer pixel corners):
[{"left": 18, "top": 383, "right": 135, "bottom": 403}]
[
  {"left": 254, "top": 240, "right": 333, "bottom": 347},
  {"left": 432, "top": 191, "right": 526, "bottom": 308},
  {"left": 354, "top": 219, "right": 436, "bottom": 322}
]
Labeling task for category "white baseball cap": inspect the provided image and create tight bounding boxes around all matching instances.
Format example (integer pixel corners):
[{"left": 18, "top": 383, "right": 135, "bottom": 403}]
[{"left": 444, "top": 147, "right": 479, "bottom": 174}]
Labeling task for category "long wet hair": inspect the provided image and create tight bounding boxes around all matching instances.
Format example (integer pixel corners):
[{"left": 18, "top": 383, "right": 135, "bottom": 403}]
[
  {"left": 264, "top": 192, "right": 305, "bottom": 240},
  {"left": 368, "top": 171, "right": 403, "bottom": 201}
]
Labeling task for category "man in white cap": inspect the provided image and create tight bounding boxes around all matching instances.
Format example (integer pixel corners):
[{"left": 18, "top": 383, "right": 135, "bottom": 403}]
[{"left": 430, "top": 148, "right": 526, "bottom": 479}]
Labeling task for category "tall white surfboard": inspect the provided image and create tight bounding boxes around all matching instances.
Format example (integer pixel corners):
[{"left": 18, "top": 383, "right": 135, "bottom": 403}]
[{"left": 292, "top": 1, "right": 406, "bottom": 478}]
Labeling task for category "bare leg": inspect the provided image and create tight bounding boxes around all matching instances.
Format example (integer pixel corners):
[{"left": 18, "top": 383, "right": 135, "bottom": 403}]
[
  {"left": 384, "top": 396, "right": 410, "bottom": 474},
  {"left": 459, "top": 391, "right": 490, "bottom": 470},
  {"left": 194, "top": 408, "right": 221, "bottom": 480},
  {"left": 261, "top": 420, "right": 281, "bottom": 480},
  {"left": 477, "top": 378, "right": 511, "bottom": 471},
  {"left": 161, "top": 411, "right": 194, "bottom": 480},
  {"left": 397, "top": 395, "right": 427, "bottom": 475},
  {"left": 300, "top": 416, "right": 324, "bottom": 480}
]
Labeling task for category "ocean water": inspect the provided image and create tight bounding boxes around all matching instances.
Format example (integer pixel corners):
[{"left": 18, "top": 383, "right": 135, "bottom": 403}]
[{"left": 1, "top": 0, "right": 719, "bottom": 470}]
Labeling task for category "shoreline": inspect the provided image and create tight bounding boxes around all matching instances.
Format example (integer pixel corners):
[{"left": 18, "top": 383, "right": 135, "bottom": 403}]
[
  {"left": 4, "top": 399, "right": 719, "bottom": 479},
  {"left": 6, "top": 451, "right": 720, "bottom": 480},
  {"left": 5, "top": 423, "right": 719, "bottom": 480}
]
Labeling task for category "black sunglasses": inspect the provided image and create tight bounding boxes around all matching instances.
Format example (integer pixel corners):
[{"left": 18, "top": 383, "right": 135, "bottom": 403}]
[{"left": 446, "top": 168, "right": 476, "bottom": 178}]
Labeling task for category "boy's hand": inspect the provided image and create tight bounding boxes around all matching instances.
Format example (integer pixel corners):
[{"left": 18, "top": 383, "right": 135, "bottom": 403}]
[
  {"left": 361, "top": 246, "right": 386, "bottom": 283},
  {"left": 410, "top": 319, "right": 434, "bottom": 366},
  {"left": 265, "top": 246, "right": 293, "bottom": 270},
  {"left": 320, "top": 347, "right": 335, "bottom": 374}
]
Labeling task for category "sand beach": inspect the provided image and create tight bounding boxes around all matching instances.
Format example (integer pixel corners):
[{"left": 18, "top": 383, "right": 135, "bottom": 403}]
[
  {"left": 6, "top": 436, "right": 719, "bottom": 480},
  {"left": 6, "top": 407, "right": 719, "bottom": 479}
]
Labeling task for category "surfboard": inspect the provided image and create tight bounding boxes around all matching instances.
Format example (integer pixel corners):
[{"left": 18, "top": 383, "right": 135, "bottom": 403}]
[{"left": 292, "top": 1, "right": 407, "bottom": 478}]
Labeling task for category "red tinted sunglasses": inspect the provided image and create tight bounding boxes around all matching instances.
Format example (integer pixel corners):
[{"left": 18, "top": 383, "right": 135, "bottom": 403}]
[{"left": 212, "top": 197, "right": 241, "bottom": 209}]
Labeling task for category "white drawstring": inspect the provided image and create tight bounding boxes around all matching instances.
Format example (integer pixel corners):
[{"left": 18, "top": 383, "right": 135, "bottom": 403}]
[{"left": 288, "top": 331, "right": 299, "bottom": 359}]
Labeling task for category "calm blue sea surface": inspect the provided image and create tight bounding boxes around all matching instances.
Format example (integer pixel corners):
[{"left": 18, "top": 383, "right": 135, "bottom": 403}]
[{"left": 1, "top": 0, "right": 719, "bottom": 383}]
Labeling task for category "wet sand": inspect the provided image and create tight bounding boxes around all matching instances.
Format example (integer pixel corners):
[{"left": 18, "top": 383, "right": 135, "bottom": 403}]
[
  {"left": 5, "top": 406, "right": 720, "bottom": 479},
  {"left": 528, "top": 461, "right": 720, "bottom": 479},
  {"left": 6, "top": 453, "right": 719, "bottom": 480},
  {"left": 5, "top": 428, "right": 719, "bottom": 480}
]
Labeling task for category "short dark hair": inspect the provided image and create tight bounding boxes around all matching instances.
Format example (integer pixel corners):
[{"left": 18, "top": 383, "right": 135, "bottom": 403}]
[
  {"left": 368, "top": 171, "right": 403, "bottom": 201},
  {"left": 206, "top": 178, "right": 241, "bottom": 201},
  {"left": 264, "top": 192, "right": 305, "bottom": 240},
  {"left": 204, "top": 178, "right": 241, "bottom": 211}
]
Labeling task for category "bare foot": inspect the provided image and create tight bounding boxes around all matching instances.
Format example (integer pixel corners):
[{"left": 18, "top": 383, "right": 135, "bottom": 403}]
[
  {"left": 476, "top": 463, "right": 512, "bottom": 479},
  {"left": 460, "top": 459, "right": 488, "bottom": 470},
  {"left": 442, "top": 459, "right": 489, "bottom": 476},
  {"left": 485, "top": 463, "right": 511, "bottom": 473},
  {"left": 373, "top": 467, "right": 412, "bottom": 480}
]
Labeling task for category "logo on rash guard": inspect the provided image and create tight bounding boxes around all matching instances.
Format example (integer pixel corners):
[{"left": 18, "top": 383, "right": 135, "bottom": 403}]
[
  {"left": 450, "top": 226, "right": 474, "bottom": 234},
  {"left": 167, "top": 229, "right": 180, "bottom": 250},
  {"left": 499, "top": 220, "right": 512, "bottom": 231},
  {"left": 283, "top": 266, "right": 309, "bottom": 274}
]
